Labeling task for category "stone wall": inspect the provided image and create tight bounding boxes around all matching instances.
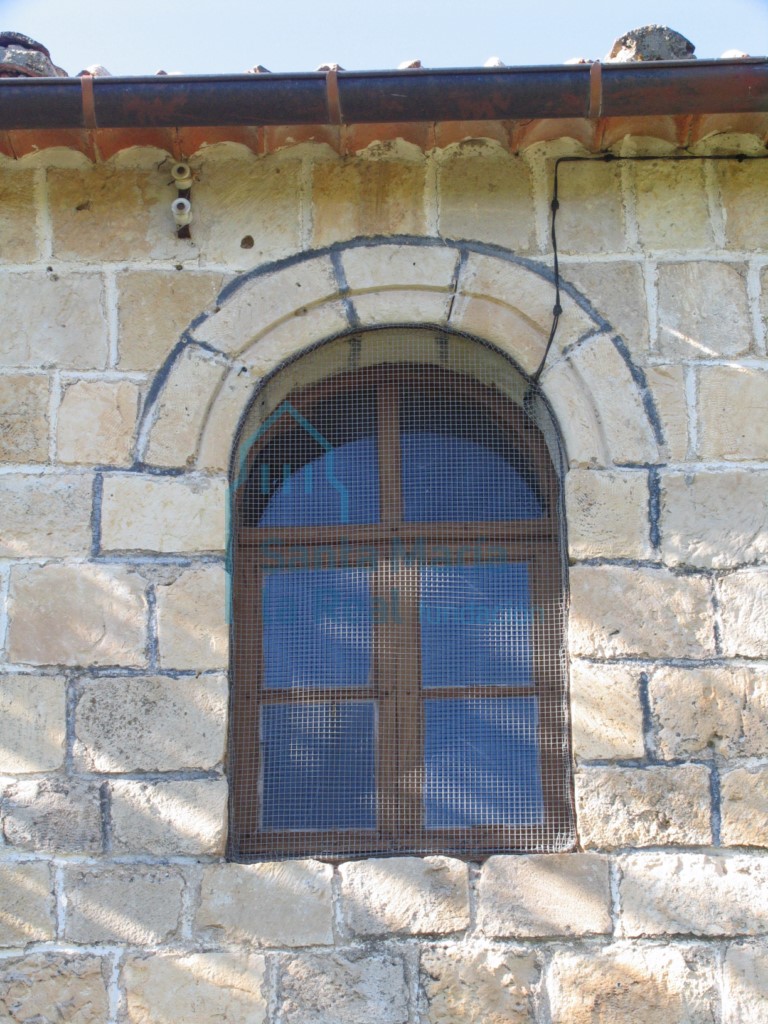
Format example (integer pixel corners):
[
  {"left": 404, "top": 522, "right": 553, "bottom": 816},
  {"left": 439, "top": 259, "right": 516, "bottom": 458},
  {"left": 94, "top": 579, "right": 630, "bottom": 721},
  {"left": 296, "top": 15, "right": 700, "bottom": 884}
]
[{"left": 0, "top": 132, "right": 767, "bottom": 1022}]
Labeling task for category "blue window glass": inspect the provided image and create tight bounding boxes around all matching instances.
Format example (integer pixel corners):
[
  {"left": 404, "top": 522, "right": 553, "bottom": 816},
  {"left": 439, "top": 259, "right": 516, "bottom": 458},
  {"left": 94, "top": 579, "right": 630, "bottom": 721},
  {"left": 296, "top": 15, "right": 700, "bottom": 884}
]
[
  {"left": 261, "top": 702, "right": 376, "bottom": 830},
  {"left": 262, "top": 569, "right": 372, "bottom": 689},
  {"left": 420, "top": 563, "right": 532, "bottom": 687},
  {"left": 423, "top": 697, "right": 543, "bottom": 827}
]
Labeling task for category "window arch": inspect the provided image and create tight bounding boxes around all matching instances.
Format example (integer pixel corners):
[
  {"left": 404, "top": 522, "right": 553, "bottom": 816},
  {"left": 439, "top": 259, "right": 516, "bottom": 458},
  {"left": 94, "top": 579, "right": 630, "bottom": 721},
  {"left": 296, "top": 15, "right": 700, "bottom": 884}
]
[{"left": 228, "top": 328, "right": 573, "bottom": 860}]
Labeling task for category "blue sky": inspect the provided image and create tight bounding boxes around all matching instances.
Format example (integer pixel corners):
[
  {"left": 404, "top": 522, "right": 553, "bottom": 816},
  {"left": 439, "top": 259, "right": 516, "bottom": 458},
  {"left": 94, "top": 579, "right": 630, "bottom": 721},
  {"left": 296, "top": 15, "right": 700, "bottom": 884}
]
[{"left": 1, "top": 0, "right": 766, "bottom": 76}]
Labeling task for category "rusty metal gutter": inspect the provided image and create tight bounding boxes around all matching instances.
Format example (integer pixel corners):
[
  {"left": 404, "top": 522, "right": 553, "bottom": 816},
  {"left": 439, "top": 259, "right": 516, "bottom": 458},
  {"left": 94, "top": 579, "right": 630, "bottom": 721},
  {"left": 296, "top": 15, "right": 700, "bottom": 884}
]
[{"left": 0, "top": 58, "right": 766, "bottom": 132}]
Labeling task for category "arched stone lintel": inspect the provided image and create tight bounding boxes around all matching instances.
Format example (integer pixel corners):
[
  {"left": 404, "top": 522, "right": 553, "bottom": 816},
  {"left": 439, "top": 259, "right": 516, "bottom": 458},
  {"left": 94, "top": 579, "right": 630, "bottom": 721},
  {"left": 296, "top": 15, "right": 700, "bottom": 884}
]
[{"left": 136, "top": 237, "right": 663, "bottom": 472}]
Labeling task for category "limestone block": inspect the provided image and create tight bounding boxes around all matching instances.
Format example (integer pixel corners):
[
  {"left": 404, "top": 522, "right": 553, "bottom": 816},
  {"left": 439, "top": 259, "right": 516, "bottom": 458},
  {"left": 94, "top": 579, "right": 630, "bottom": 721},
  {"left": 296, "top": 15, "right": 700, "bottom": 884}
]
[
  {"left": 155, "top": 565, "right": 228, "bottom": 670},
  {"left": 7, "top": 563, "right": 147, "bottom": 668},
  {"left": 619, "top": 852, "right": 768, "bottom": 936},
  {"left": 278, "top": 950, "right": 409, "bottom": 1024},
  {"left": 197, "top": 861, "right": 333, "bottom": 946},
  {"left": 2, "top": 778, "right": 102, "bottom": 853},
  {"left": 570, "top": 661, "right": 645, "bottom": 761},
  {"left": 661, "top": 471, "right": 768, "bottom": 569},
  {"left": 0, "top": 272, "right": 108, "bottom": 370},
  {"left": 562, "top": 262, "right": 649, "bottom": 354},
  {"left": 238, "top": 299, "right": 350, "bottom": 378},
  {"left": 111, "top": 778, "right": 228, "bottom": 855},
  {"left": 420, "top": 946, "right": 537, "bottom": 1024},
  {"left": 143, "top": 346, "right": 227, "bottom": 469},
  {"left": 567, "top": 334, "right": 658, "bottom": 464},
  {"left": 698, "top": 366, "right": 768, "bottom": 461},
  {"left": 643, "top": 364, "right": 689, "bottom": 461},
  {"left": 477, "top": 853, "right": 611, "bottom": 937},
  {"left": 74, "top": 675, "right": 227, "bottom": 772},
  {"left": 0, "top": 674, "right": 66, "bottom": 772},
  {"left": 64, "top": 865, "right": 184, "bottom": 944},
  {"left": 117, "top": 269, "right": 225, "bottom": 371},
  {"left": 649, "top": 665, "right": 768, "bottom": 759},
  {"left": 48, "top": 165, "right": 179, "bottom": 261},
  {"left": 0, "top": 954, "right": 110, "bottom": 1023},
  {"left": 0, "top": 861, "right": 55, "bottom": 946},
  {"left": 448, "top": 294, "right": 547, "bottom": 376},
  {"left": 197, "top": 364, "right": 261, "bottom": 472},
  {"left": 716, "top": 158, "right": 768, "bottom": 249},
  {"left": 566, "top": 468, "right": 651, "bottom": 560},
  {"left": 721, "top": 767, "right": 768, "bottom": 847},
  {"left": 719, "top": 569, "right": 768, "bottom": 658},
  {"left": 437, "top": 144, "right": 534, "bottom": 250},
  {"left": 541, "top": 356, "right": 607, "bottom": 467},
  {"left": 123, "top": 951, "right": 267, "bottom": 1024},
  {"left": 548, "top": 944, "right": 718, "bottom": 1024},
  {"left": 575, "top": 765, "right": 711, "bottom": 848},
  {"left": 557, "top": 159, "right": 626, "bottom": 253},
  {"left": 189, "top": 153, "right": 303, "bottom": 267},
  {"left": 657, "top": 262, "right": 751, "bottom": 358},
  {"left": 0, "top": 373, "right": 49, "bottom": 463},
  {"left": 569, "top": 565, "right": 714, "bottom": 659},
  {"left": 723, "top": 944, "right": 768, "bottom": 1024},
  {"left": 341, "top": 243, "right": 459, "bottom": 294},
  {"left": 0, "top": 473, "right": 92, "bottom": 558},
  {"left": 312, "top": 155, "right": 427, "bottom": 245},
  {"left": 350, "top": 289, "right": 453, "bottom": 327},
  {"left": 193, "top": 257, "right": 339, "bottom": 355},
  {"left": 100, "top": 473, "right": 226, "bottom": 553},
  {"left": 0, "top": 170, "right": 39, "bottom": 263},
  {"left": 634, "top": 160, "right": 713, "bottom": 250},
  {"left": 340, "top": 857, "right": 468, "bottom": 936},
  {"left": 57, "top": 380, "right": 140, "bottom": 466}
]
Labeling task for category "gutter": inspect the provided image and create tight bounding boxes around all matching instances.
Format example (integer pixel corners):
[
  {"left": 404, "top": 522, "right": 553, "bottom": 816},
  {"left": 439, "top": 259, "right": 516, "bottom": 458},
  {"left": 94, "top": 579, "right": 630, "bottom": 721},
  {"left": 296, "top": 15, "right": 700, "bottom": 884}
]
[{"left": 0, "top": 58, "right": 766, "bottom": 132}]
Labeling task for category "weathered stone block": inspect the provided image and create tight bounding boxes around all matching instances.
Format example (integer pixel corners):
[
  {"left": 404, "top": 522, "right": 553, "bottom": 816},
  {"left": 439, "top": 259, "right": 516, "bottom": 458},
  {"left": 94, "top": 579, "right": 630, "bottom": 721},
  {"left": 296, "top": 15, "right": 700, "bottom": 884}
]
[
  {"left": 448, "top": 294, "right": 546, "bottom": 376},
  {"left": 0, "top": 373, "right": 49, "bottom": 463},
  {"left": 63, "top": 865, "right": 184, "bottom": 944},
  {"left": 721, "top": 767, "right": 768, "bottom": 847},
  {"left": 657, "top": 262, "right": 751, "bottom": 358},
  {"left": 619, "top": 852, "right": 768, "bottom": 936},
  {"left": 48, "top": 164, "right": 178, "bottom": 261},
  {"left": 557, "top": 159, "right": 626, "bottom": 253},
  {"left": 570, "top": 565, "right": 714, "bottom": 659},
  {"left": 143, "top": 345, "right": 227, "bottom": 468},
  {"left": 566, "top": 468, "right": 651, "bottom": 560},
  {"left": 478, "top": 853, "right": 611, "bottom": 937},
  {"left": 698, "top": 366, "right": 768, "bottom": 461},
  {"left": 719, "top": 569, "right": 768, "bottom": 658},
  {"left": 437, "top": 144, "right": 534, "bottom": 250},
  {"left": 420, "top": 946, "right": 537, "bottom": 1024},
  {"left": 562, "top": 262, "right": 649, "bottom": 355},
  {"left": 57, "top": 380, "right": 139, "bottom": 466},
  {"left": 312, "top": 154, "right": 427, "bottom": 245},
  {"left": 111, "top": 778, "right": 227, "bottom": 855},
  {"left": 340, "top": 857, "right": 468, "bottom": 936},
  {"left": 542, "top": 355, "right": 607, "bottom": 467},
  {"left": 117, "top": 269, "right": 225, "bottom": 371},
  {"left": 717, "top": 158, "right": 768, "bottom": 249},
  {"left": 155, "top": 565, "right": 228, "bottom": 671},
  {"left": 0, "top": 272, "right": 108, "bottom": 369},
  {"left": 570, "top": 661, "right": 645, "bottom": 761},
  {"left": 100, "top": 473, "right": 226, "bottom": 553},
  {"left": 278, "top": 950, "right": 409, "bottom": 1024},
  {"left": 350, "top": 288, "right": 452, "bottom": 327},
  {"left": 0, "top": 954, "right": 110, "bottom": 1022},
  {"left": 74, "top": 675, "right": 227, "bottom": 772},
  {"left": 197, "top": 861, "right": 333, "bottom": 946},
  {"left": 634, "top": 160, "right": 713, "bottom": 249},
  {"left": 7, "top": 563, "right": 147, "bottom": 667},
  {"left": 2, "top": 778, "right": 102, "bottom": 853},
  {"left": 576, "top": 765, "right": 711, "bottom": 848},
  {"left": 123, "top": 951, "right": 267, "bottom": 1024},
  {"left": 644, "top": 363, "right": 689, "bottom": 461},
  {"left": 0, "top": 170, "right": 39, "bottom": 263},
  {"left": 649, "top": 665, "right": 768, "bottom": 759},
  {"left": 723, "top": 944, "right": 768, "bottom": 1024},
  {"left": 341, "top": 242, "right": 458, "bottom": 294},
  {"left": 661, "top": 471, "right": 768, "bottom": 569},
  {"left": 0, "top": 861, "right": 55, "bottom": 946},
  {"left": 238, "top": 298, "right": 350, "bottom": 377},
  {"left": 0, "top": 674, "right": 66, "bottom": 772},
  {"left": 0, "top": 473, "right": 92, "bottom": 557},
  {"left": 548, "top": 944, "right": 718, "bottom": 1024}
]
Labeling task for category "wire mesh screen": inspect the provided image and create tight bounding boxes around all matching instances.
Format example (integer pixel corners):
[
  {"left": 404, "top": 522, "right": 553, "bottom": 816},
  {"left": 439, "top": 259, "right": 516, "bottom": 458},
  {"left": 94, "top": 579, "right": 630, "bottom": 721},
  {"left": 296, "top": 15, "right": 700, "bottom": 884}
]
[{"left": 228, "top": 328, "right": 574, "bottom": 860}]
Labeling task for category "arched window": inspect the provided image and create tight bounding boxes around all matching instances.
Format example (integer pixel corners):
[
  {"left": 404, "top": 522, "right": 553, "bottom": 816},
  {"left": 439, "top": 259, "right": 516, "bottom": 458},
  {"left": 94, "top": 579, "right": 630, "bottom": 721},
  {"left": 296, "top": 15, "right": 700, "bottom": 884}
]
[{"left": 228, "top": 329, "right": 573, "bottom": 860}]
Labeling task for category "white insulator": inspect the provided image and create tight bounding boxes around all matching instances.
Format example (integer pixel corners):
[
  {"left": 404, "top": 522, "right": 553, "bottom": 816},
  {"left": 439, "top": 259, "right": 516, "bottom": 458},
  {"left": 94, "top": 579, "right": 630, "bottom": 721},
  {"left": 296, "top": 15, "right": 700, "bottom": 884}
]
[
  {"left": 171, "top": 162, "right": 193, "bottom": 188},
  {"left": 171, "top": 197, "right": 192, "bottom": 227}
]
